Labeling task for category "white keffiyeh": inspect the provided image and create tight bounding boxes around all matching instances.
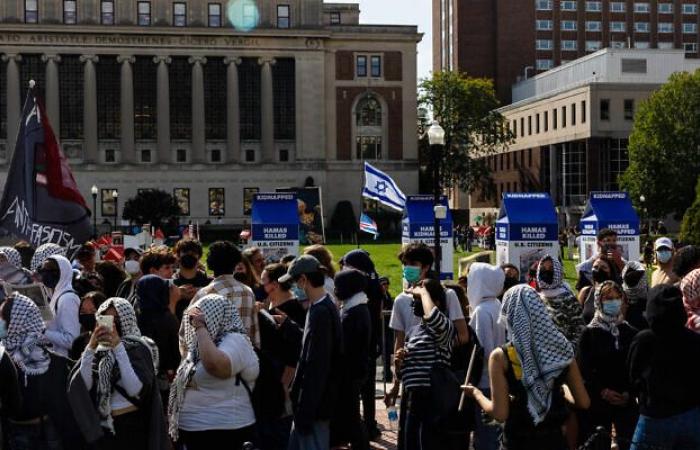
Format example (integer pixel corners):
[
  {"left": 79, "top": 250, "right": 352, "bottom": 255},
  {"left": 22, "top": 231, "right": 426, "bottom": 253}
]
[
  {"left": 94, "top": 297, "right": 159, "bottom": 433},
  {"left": 30, "top": 243, "right": 66, "bottom": 272},
  {"left": 2, "top": 293, "right": 51, "bottom": 384},
  {"left": 501, "top": 285, "right": 574, "bottom": 425},
  {"left": 168, "top": 294, "right": 248, "bottom": 440}
]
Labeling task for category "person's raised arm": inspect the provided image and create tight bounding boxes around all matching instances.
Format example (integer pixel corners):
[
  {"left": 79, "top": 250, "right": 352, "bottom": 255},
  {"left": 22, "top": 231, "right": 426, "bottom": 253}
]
[{"left": 190, "top": 308, "right": 232, "bottom": 379}]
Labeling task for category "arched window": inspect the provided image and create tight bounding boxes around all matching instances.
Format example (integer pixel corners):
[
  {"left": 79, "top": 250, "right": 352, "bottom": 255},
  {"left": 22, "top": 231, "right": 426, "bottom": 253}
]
[{"left": 355, "top": 95, "right": 383, "bottom": 160}]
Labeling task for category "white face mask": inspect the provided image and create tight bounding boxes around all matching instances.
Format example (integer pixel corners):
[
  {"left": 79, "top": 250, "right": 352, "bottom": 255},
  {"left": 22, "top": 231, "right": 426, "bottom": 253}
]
[{"left": 124, "top": 259, "right": 140, "bottom": 275}]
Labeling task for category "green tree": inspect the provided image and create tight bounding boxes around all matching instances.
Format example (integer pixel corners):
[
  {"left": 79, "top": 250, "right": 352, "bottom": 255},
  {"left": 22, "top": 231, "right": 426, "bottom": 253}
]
[
  {"left": 122, "top": 189, "right": 181, "bottom": 229},
  {"left": 620, "top": 69, "right": 700, "bottom": 219},
  {"left": 419, "top": 71, "right": 513, "bottom": 196},
  {"left": 680, "top": 177, "right": 700, "bottom": 245}
]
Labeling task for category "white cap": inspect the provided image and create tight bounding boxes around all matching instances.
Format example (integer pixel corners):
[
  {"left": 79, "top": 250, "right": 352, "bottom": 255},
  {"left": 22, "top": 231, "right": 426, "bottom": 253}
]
[{"left": 654, "top": 237, "right": 673, "bottom": 251}]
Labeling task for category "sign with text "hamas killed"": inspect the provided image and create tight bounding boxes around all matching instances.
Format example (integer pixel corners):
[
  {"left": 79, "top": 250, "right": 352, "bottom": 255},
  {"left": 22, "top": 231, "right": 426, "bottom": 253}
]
[{"left": 250, "top": 193, "right": 299, "bottom": 261}]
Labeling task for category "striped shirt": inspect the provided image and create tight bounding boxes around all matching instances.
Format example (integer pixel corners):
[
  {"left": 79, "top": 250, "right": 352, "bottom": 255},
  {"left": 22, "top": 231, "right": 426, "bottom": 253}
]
[
  {"left": 400, "top": 306, "right": 454, "bottom": 390},
  {"left": 191, "top": 275, "right": 260, "bottom": 348}
]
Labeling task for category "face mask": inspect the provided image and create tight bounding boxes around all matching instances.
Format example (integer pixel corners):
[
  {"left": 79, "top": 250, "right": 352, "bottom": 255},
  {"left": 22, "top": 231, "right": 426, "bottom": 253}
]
[
  {"left": 179, "top": 254, "right": 198, "bottom": 270},
  {"left": 602, "top": 299, "right": 622, "bottom": 317},
  {"left": 0, "top": 319, "right": 7, "bottom": 339},
  {"left": 39, "top": 269, "right": 60, "bottom": 290},
  {"left": 124, "top": 260, "right": 140, "bottom": 275},
  {"left": 402, "top": 266, "right": 422, "bottom": 284},
  {"left": 539, "top": 270, "right": 555, "bottom": 285},
  {"left": 656, "top": 250, "right": 672, "bottom": 264},
  {"left": 411, "top": 295, "right": 425, "bottom": 318},
  {"left": 291, "top": 282, "right": 308, "bottom": 301},
  {"left": 503, "top": 277, "right": 519, "bottom": 292},
  {"left": 592, "top": 269, "right": 609, "bottom": 284},
  {"left": 233, "top": 272, "right": 248, "bottom": 284},
  {"left": 79, "top": 313, "right": 96, "bottom": 331}
]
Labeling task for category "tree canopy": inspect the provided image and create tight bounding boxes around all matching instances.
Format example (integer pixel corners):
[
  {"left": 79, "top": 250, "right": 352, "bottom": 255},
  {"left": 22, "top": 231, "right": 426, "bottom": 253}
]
[
  {"left": 620, "top": 69, "right": 700, "bottom": 219},
  {"left": 681, "top": 177, "right": 700, "bottom": 245},
  {"left": 122, "top": 189, "right": 181, "bottom": 228}
]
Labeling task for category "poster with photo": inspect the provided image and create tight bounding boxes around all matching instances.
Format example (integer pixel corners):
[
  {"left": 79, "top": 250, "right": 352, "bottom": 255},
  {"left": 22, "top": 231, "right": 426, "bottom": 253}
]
[
  {"left": 208, "top": 188, "right": 225, "bottom": 216},
  {"left": 243, "top": 187, "right": 259, "bottom": 216},
  {"left": 275, "top": 186, "right": 325, "bottom": 244},
  {"left": 101, "top": 189, "right": 117, "bottom": 216},
  {"left": 174, "top": 188, "right": 190, "bottom": 216}
]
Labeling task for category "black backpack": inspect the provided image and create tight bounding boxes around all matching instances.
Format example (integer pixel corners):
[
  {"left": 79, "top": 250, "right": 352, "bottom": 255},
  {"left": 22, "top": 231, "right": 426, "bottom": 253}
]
[{"left": 236, "top": 347, "right": 285, "bottom": 421}]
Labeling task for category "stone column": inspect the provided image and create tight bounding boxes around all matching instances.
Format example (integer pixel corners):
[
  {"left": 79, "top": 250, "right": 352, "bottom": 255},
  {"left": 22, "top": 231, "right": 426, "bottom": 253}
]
[
  {"left": 42, "top": 54, "right": 61, "bottom": 140},
  {"left": 2, "top": 54, "right": 22, "bottom": 157},
  {"left": 258, "top": 57, "right": 276, "bottom": 163},
  {"left": 117, "top": 55, "right": 135, "bottom": 164},
  {"left": 224, "top": 57, "right": 241, "bottom": 163},
  {"left": 80, "top": 55, "right": 99, "bottom": 163},
  {"left": 189, "top": 56, "right": 207, "bottom": 164},
  {"left": 154, "top": 55, "right": 171, "bottom": 164}
]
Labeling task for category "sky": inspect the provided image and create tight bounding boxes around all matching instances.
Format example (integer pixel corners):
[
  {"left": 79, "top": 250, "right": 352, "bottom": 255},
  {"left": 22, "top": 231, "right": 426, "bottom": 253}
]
[{"left": 332, "top": 0, "right": 433, "bottom": 82}]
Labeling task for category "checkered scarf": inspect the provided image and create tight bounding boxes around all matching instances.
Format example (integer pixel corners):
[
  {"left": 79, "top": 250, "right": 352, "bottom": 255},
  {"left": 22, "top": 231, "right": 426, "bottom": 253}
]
[
  {"left": 589, "top": 281, "right": 625, "bottom": 349},
  {"left": 501, "top": 285, "right": 574, "bottom": 425},
  {"left": 94, "top": 297, "right": 159, "bottom": 433},
  {"left": 2, "top": 293, "right": 51, "bottom": 384},
  {"left": 622, "top": 261, "right": 648, "bottom": 303},
  {"left": 0, "top": 247, "right": 22, "bottom": 269},
  {"left": 537, "top": 256, "right": 572, "bottom": 297},
  {"left": 681, "top": 269, "right": 700, "bottom": 327},
  {"left": 30, "top": 243, "right": 66, "bottom": 272},
  {"left": 168, "top": 294, "right": 248, "bottom": 440}
]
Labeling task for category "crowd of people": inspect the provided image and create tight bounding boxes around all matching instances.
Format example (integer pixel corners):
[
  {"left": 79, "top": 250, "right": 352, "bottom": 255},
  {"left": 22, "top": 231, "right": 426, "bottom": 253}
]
[{"left": 0, "top": 227, "right": 698, "bottom": 450}]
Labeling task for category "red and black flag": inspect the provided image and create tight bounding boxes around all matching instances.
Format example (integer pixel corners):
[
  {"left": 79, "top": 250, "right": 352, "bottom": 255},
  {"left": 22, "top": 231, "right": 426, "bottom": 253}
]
[{"left": 0, "top": 82, "right": 91, "bottom": 257}]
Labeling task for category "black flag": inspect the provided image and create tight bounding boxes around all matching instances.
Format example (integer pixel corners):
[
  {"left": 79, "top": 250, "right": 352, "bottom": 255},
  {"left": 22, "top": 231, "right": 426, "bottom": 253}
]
[{"left": 0, "top": 83, "right": 91, "bottom": 257}]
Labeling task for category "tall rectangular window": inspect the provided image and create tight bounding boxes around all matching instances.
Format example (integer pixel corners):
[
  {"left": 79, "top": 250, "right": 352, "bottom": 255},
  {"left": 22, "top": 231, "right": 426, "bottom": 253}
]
[
  {"left": 600, "top": 99, "right": 610, "bottom": 120},
  {"left": 25, "top": 0, "right": 38, "bottom": 23},
  {"left": 624, "top": 99, "right": 634, "bottom": 120},
  {"left": 277, "top": 5, "right": 290, "bottom": 28},
  {"left": 204, "top": 58, "right": 227, "bottom": 140},
  {"left": 138, "top": 2, "right": 151, "bottom": 26},
  {"left": 330, "top": 11, "right": 341, "bottom": 24},
  {"left": 272, "top": 58, "right": 296, "bottom": 140},
  {"left": 544, "top": 111, "right": 549, "bottom": 131},
  {"left": 101, "top": 1, "right": 114, "bottom": 24},
  {"left": 581, "top": 100, "right": 587, "bottom": 123},
  {"left": 134, "top": 57, "right": 157, "bottom": 139},
  {"left": 97, "top": 56, "right": 120, "bottom": 139},
  {"left": 59, "top": 56, "right": 83, "bottom": 139},
  {"left": 208, "top": 3, "right": 222, "bottom": 27},
  {"left": 370, "top": 56, "right": 381, "bottom": 77},
  {"left": 536, "top": 113, "right": 540, "bottom": 133},
  {"left": 0, "top": 60, "right": 6, "bottom": 139},
  {"left": 170, "top": 57, "right": 192, "bottom": 140},
  {"left": 173, "top": 3, "right": 187, "bottom": 26},
  {"left": 239, "top": 58, "right": 261, "bottom": 140},
  {"left": 528, "top": 116, "right": 532, "bottom": 135},
  {"left": 553, "top": 108, "right": 558, "bottom": 129},
  {"left": 63, "top": 0, "right": 77, "bottom": 24},
  {"left": 562, "top": 105, "right": 567, "bottom": 127},
  {"left": 520, "top": 118, "right": 524, "bottom": 137},
  {"left": 571, "top": 103, "right": 576, "bottom": 125},
  {"left": 356, "top": 55, "right": 367, "bottom": 77}
]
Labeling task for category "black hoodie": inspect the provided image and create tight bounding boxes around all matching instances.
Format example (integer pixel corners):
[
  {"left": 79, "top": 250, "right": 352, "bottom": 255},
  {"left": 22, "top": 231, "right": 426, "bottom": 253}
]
[{"left": 627, "top": 285, "right": 700, "bottom": 418}]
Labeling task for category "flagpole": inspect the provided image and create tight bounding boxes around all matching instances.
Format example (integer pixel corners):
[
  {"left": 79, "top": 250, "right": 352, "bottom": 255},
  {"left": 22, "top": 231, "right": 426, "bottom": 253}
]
[{"left": 358, "top": 156, "right": 363, "bottom": 249}]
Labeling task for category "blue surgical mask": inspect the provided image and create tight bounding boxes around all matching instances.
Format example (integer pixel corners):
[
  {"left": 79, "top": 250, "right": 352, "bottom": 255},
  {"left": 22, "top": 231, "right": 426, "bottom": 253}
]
[
  {"left": 0, "top": 319, "right": 7, "bottom": 339},
  {"left": 291, "top": 283, "right": 307, "bottom": 301},
  {"left": 402, "top": 265, "right": 422, "bottom": 284},
  {"left": 656, "top": 250, "right": 672, "bottom": 264},
  {"left": 602, "top": 299, "right": 622, "bottom": 317}
]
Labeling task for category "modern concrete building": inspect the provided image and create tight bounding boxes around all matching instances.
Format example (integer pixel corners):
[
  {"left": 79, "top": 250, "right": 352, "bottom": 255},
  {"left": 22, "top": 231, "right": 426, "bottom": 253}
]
[
  {"left": 0, "top": 0, "right": 421, "bottom": 226},
  {"left": 466, "top": 48, "right": 700, "bottom": 225},
  {"left": 434, "top": 0, "right": 700, "bottom": 103}
]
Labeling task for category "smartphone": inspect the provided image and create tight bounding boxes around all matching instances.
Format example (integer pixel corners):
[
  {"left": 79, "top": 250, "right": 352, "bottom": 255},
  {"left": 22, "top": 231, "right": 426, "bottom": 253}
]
[{"left": 96, "top": 315, "right": 114, "bottom": 351}]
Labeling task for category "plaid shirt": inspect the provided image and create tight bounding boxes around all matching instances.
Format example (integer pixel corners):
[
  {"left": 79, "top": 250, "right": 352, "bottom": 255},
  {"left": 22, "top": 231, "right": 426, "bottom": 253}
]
[{"left": 191, "top": 274, "right": 260, "bottom": 348}]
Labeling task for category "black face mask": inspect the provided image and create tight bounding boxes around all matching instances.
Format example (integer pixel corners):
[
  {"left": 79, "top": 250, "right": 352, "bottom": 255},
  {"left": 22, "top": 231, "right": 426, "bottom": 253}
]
[
  {"left": 592, "top": 269, "right": 610, "bottom": 284},
  {"left": 179, "top": 254, "right": 198, "bottom": 270},
  {"left": 79, "top": 314, "right": 96, "bottom": 331},
  {"left": 411, "top": 295, "right": 425, "bottom": 318},
  {"left": 39, "top": 269, "right": 60, "bottom": 290},
  {"left": 539, "top": 270, "right": 555, "bottom": 285},
  {"left": 503, "top": 276, "right": 520, "bottom": 292},
  {"left": 233, "top": 272, "right": 248, "bottom": 284}
]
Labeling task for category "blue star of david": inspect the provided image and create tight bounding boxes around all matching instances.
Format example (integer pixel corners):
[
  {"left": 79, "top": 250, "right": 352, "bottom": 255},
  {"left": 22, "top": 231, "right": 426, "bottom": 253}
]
[{"left": 375, "top": 181, "right": 388, "bottom": 194}]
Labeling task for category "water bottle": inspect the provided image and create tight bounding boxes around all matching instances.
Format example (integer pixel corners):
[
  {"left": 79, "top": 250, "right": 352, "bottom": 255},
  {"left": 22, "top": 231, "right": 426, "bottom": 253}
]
[{"left": 387, "top": 402, "right": 399, "bottom": 431}]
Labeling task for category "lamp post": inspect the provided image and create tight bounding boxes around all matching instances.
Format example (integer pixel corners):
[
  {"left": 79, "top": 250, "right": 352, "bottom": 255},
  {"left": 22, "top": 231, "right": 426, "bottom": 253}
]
[
  {"left": 639, "top": 195, "right": 650, "bottom": 234},
  {"left": 112, "top": 190, "right": 119, "bottom": 232},
  {"left": 91, "top": 185, "right": 98, "bottom": 238},
  {"left": 428, "top": 121, "right": 446, "bottom": 278}
]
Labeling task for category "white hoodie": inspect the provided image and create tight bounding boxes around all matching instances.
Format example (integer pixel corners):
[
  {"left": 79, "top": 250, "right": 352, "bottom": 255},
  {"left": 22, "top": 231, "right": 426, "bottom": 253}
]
[
  {"left": 44, "top": 255, "right": 80, "bottom": 357},
  {"left": 467, "top": 262, "right": 506, "bottom": 389}
]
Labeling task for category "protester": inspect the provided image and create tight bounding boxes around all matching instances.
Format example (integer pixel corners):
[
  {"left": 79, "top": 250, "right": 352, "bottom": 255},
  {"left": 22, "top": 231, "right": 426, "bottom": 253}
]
[
  {"left": 462, "top": 285, "right": 590, "bottom": 450},
  {"left": 627, "top": 285, "right": 700, "bottom": 449},
  {"left": 38, "top": 254, "right": 81, "bottom": 357},
  {"left": 139, "top": 249, "right": 176, "bottom": 279},
  {"left": 577, "top": 281, "right": 638, "bottom": 449},
  {"left": 621, "top": 261, "right": 649, "bottom": 330},
  {"left": 680, "top": 268, "right": 700, "bottom": 333},
  {"left": 0, "top": 246, "right": 32, "bottom": 284},
  {"left": 70, "top": 290, "right": 107, "bottom": 360},
  {"left": 578, "top": 257, "right": 614, "bottom": 325},
  {"left": 14, "top": 240, "right": 34, "bottom": 270},
  {"left": 576, "top": 229, "right": 624, "bottom": 290},
  {"left": 500, "top": 263, "right": 520, "bottom": 294},
  {"left": 172, "top": 239, "right": 211, "bottom": 321},
  {"left": 672, "top": 244, "right": 700, "bottom": 279},
  {"left": 279, "top": 255, "right": 342, "bottom": 450},
  {"left": 537, "top": 256, "right": 586, "bottom": 344},
  {"left": 331, "top": 269, "right": 371, "bottom": 450},
  {"left": 650, "top": 237, "right": 679, "bottom": 287},
  {"left": 30, "top": 242, "right": 65, "bottom": 272},
  {"left": 304, "top": 244, "right": 337, "bottom": 303},
  {"left": 466, "top": 262, "right": 506, "bottom": 450},
  {"left": 235, "top": 255, "right": 261, "bottom": 291},
  {"left": 168, "top": 294, "right": 260, "bottom": 449},
  {"left": 190, "top": 241, "right": 260, "bottom": 348},
  {"left": 116, "top": 248, "right": 143, "bottom": 303},
  {"left": 75, "top": 242, "right": 97, "bottom": 273},
  {"left": 95, "top": 260, "right": 128, "bottom": 298},
  {"left": 136, "top": 275, "right": 181, "bottom": 405},
  {"left": 69, "top": 297, "right": 166, "bottom": 450},
  {"left": 2, "top": 292, "right": 82, "bottom": 449}
]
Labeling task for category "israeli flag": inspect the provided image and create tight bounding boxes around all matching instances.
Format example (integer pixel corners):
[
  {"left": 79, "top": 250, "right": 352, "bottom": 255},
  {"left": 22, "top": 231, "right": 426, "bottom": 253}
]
[{"left": 362, "top": 162, "right": 407, "bottom": 212}]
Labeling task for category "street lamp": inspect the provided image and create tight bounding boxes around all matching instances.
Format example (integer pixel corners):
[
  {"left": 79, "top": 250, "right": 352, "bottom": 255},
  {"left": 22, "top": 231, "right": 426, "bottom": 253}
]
[
  {"left": 639, "top": 195, "right": 650, "bottom": 234},
  {"left": 112, "top": 190, "right": 119, "bottom": 232},
  {"left": 91, "top": 185, "right": 98, "bottom": 238},
  {"left": 428, "top": 121, "right": 446, "bottom": 277}
]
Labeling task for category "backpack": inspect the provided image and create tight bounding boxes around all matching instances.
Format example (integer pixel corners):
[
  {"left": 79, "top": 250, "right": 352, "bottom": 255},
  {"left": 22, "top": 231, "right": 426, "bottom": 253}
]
[{"left": 236, "top": 347, "right": 286, "bottom": 421}]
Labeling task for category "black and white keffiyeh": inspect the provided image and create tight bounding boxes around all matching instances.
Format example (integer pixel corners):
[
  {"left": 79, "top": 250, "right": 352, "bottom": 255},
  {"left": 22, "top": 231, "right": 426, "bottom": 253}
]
[
  {"left": 30, "top": 243, "right": 66, "bottom": 272},
  {"left": 537, "top": 256, "right": 573, "bottom": 297},
  {"left": 0, "top": 247, "right": 23, "bottom": 269},
  {"left": 501, "top": 285, "right": 574, "bottom": 425},
  {"left": 167, "top": 293, "right": 247, "bottom": 440},
  {"left": 589, "top": 280, "right": 625, "bottom": 349},
  {"left": 2, "top": 293, "right": 51, "bottom": 384},
  {"left": 622, "top": 261, "right": 648, "bottom": 303},
  {"left": 94, "top": 297, "right": 159, "bottom": 433}
]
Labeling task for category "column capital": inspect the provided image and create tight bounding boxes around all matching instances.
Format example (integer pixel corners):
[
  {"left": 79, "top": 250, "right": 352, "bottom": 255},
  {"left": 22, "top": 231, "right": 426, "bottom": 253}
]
[
  {"left": 117, "top": 55, "right": 135, "bottom": 64},
  {"left": 153, "top": 55, "right": 172, "bottom": 65},
  {"left": 224, "top": 56, "right": 242, "bottom": 66},
  {"left": 258, "top": 57, "right": 277, "bottom": 66},
  {"left": 188, "top": 56, "right": 207, "bottom": 65},
  {"left": 79, "top": 55, "right": 100, "bottom": 63},
  {"left": 1, "top": 54, "right": 22, "bottom": 63},
  {"left": 41, "top": 54, "right": 62, "bottom": 63}
]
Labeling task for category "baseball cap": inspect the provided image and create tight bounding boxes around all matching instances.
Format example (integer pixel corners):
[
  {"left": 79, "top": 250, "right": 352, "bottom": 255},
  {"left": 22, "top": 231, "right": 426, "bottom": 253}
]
[
  {"left": 278, "top": 255, "right": 321, "bottom": 283},
  {"left": 655, "top": 237, "right": 673, "bottom": 251}
]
